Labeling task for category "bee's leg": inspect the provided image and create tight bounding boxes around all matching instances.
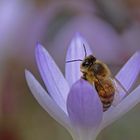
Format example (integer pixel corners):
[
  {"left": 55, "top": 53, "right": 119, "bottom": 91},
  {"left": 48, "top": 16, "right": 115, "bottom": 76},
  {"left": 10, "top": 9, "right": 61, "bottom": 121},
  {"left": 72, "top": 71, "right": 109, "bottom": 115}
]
[{"left": 81, "top": 72, "right": 87, "bottom": 80}]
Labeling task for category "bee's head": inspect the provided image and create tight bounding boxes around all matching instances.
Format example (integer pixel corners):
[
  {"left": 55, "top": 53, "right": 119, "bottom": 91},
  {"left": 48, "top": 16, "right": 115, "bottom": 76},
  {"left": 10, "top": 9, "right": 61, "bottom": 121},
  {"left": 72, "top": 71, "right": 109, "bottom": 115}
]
[
  {"left": 81, "top": 55, "right": 110, "bottom": 78},
  {"left": 80, "top": 55, "right": 96, "bottom": 72}
]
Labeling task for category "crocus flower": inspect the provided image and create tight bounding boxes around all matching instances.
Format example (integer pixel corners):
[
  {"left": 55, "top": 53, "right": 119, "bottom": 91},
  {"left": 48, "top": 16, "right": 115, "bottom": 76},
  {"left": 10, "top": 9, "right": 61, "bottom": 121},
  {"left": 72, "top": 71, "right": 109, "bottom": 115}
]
[{"left": 25, "top": 34, "right": 140, "bottom": 140}]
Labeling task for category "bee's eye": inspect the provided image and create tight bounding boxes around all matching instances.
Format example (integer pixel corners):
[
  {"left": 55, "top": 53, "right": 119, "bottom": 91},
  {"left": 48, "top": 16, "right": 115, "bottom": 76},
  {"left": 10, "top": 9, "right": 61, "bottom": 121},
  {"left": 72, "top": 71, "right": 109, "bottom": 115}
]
[{"left": 82, "top": 61, "right": 90, "bottom": 67}]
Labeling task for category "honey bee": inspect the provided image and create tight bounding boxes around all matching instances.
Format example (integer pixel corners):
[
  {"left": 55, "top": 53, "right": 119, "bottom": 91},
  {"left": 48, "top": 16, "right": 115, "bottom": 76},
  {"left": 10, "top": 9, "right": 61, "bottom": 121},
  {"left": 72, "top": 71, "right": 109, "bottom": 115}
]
[
  {"left": 66, "top": 44, "right": 115, "bottom": 112},
  {"left": 80, "top": 55, "right": 115, "bottom": 112}
]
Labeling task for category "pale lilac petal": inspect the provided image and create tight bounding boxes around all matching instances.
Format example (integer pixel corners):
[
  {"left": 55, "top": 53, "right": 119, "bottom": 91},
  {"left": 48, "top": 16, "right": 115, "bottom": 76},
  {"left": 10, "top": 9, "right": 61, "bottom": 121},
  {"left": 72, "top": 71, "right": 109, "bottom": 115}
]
[
  {"left": 67, "top": 79, "right": 103, "bottom": 129},
  {"left": 35, "top": 44, "right": 69, "bottom": 113},
  {"left": 65, "top": 33, "right": 92, "bottom": 87},
  {"left": 116, "top": 52, "right": 140, "bottom": 93},
  {"left": 101, "top": 85, "right": 140, "bottom": 130},
  {"left": 112, "top": 79, "right": 127, "bottom": 106},
  {"left": 25, "top": 70, "right": 72, "bottom": 131}
]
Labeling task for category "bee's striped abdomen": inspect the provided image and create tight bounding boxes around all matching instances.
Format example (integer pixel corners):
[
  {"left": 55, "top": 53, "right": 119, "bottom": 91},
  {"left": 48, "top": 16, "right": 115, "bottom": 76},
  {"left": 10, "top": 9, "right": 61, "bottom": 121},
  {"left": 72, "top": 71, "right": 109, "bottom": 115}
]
[{"left": 95, "top": 79, "right": 115, "bottom": 112}]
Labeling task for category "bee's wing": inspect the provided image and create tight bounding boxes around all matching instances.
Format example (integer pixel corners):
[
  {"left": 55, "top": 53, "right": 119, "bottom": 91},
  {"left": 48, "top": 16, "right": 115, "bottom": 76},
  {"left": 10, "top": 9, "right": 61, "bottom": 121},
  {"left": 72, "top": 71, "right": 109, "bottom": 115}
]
[{"left": 111, "top": 78, "right": 128, "bottom": 106}]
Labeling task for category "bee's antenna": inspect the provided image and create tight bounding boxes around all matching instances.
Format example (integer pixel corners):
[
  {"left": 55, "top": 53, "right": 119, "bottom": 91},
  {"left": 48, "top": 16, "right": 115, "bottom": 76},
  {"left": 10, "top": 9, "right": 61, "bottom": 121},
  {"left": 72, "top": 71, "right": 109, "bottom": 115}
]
[
  {"left": 83, "top": 44, "right": 87, "bottom": 58},
  {"left": 66, "top": 43, "right": 87, "bottom": 63},
  {"left": 66, "top": 59, "right": 83, "bottom": 63}
]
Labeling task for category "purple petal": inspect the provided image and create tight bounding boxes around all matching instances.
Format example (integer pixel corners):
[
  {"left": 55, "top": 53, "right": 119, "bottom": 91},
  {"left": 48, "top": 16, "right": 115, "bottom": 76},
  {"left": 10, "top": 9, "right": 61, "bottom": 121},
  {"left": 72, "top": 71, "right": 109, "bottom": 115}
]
[
  {"left": 25, "top": 70, "right": 71, "bottom": 131},
  {"left": 112, "top": 79, "right": 127, "bottom": 106},
  {"left": 116, "top": 52, "right": 140, "bottom": 93},
  {"left": 35, "top": 43, "right": 69, "bottom": 113},
  {"left": 67, "top": 79, "right": 103, "bottom": 129},
  {"left": 65, "top": 33, "right": 92, "bottom": 87}
]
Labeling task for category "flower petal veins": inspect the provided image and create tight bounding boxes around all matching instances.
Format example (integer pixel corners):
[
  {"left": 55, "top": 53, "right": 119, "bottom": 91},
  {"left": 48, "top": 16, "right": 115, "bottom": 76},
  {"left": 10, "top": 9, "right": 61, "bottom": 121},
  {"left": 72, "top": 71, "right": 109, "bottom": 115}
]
[
  {"left": 65, "top": 33, "right": 92, "bottom": 87},
  {"left": 67, "top": 79, "right": 103, "bottom": 129},
  {"left": 35, "top": 43, "right": 69, "bottom": 113}
]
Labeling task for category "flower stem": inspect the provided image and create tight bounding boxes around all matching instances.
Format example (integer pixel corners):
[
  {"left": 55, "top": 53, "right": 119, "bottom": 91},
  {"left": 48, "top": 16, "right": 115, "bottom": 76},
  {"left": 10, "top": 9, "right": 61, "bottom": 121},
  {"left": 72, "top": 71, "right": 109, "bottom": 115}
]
[{"left": 72, "top": 134, "right": 97, "bottom": 140}]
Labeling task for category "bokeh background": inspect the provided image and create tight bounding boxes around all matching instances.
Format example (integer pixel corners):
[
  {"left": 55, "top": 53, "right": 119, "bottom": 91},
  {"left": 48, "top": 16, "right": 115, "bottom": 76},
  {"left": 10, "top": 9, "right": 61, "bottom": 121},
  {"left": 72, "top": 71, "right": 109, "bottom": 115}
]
[{"left": 0, "top": 0, "right": 140, "bottom": 140}]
